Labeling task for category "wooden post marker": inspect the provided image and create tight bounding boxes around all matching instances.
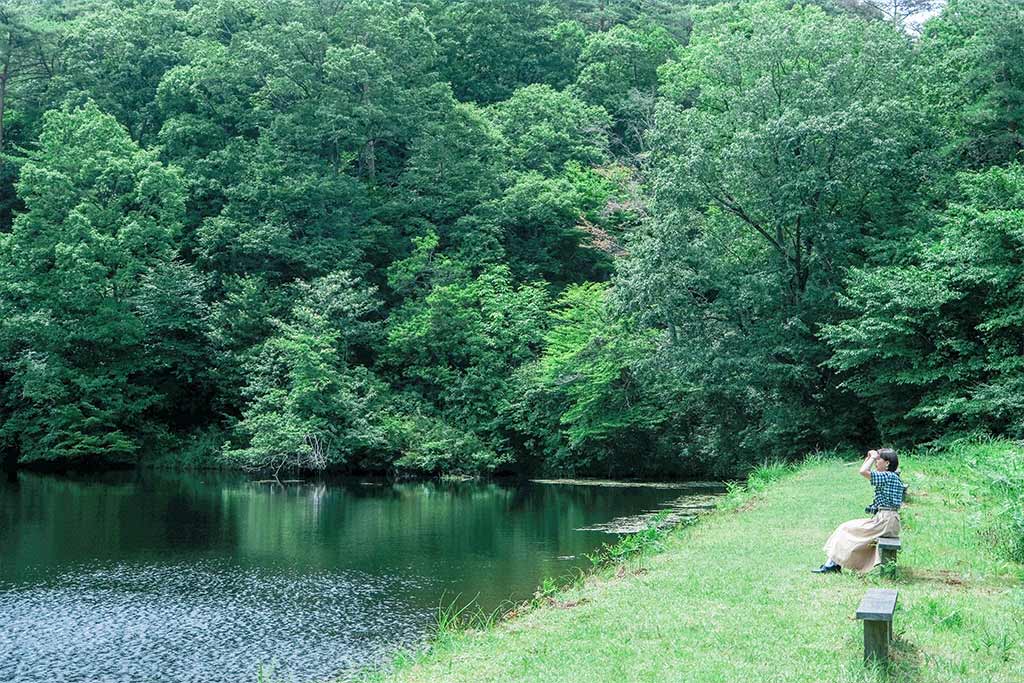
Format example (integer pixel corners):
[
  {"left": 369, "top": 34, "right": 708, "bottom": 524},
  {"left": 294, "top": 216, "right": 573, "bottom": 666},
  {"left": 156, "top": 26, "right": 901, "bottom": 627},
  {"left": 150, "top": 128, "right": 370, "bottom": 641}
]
[
  {"left": 856, "top": 588, "right": 898, "bottom": 663},
  {"left": 877, "top": 537, "right": 901, "bottom": 566}
]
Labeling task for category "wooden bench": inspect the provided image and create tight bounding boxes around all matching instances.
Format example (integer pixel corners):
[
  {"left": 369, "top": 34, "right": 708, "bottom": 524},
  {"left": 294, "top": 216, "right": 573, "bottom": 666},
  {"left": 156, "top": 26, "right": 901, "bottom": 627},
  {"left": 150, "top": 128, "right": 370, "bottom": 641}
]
[
  {"left": 877, "top": 537, "right": 901, "bottom": 566},
  {"left": 856, "top": 588, "right": 898, "bottom": 662}
]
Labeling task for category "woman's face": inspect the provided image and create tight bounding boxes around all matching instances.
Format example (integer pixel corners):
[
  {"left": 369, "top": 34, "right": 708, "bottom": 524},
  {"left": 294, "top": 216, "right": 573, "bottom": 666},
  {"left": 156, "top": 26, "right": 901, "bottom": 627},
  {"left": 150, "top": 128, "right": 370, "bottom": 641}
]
[{"left": 876, "top": 457, "right": 889, "bottom": 472}]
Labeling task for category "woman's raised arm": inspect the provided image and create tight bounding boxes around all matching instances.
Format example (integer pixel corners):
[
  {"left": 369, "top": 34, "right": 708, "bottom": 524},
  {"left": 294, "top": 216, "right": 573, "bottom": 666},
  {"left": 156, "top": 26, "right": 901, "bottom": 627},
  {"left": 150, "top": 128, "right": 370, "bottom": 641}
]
[{"left": 859, "top": 450, "right": 879, "bottom": 479}]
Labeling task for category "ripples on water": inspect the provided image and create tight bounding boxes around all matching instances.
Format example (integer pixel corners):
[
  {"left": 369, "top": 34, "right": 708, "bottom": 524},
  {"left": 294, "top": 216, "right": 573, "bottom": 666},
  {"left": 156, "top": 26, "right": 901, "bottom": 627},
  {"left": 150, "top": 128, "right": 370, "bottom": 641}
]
[
  {"left": 1, "top": 561, "right": 430, "bottom": 682},
  {"left": 0, "top": 472, "right": 718, "bottom": 682}
]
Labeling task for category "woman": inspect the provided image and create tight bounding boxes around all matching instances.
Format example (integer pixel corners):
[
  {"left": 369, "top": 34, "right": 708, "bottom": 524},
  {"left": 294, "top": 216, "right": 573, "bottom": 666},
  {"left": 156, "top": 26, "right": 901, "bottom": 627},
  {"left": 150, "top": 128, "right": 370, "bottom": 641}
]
[{"left": 812, "top": 448, "right": 905, "bottom": 574}]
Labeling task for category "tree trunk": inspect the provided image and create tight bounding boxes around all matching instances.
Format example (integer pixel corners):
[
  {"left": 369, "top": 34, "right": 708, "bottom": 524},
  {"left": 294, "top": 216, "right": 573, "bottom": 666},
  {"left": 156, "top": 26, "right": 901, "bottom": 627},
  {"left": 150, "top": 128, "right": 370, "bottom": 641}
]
[
  {"left": 1, "top": 444, "right": 19, "bottom": 472},
  {"left": 364, "top": 139, "right": 376, "bottom": 180},
  {"left": 0, "top": 24, "right": 15, "bottom": 157},
  {"left": 0, "top": 52, "right": 10, "bottom": 156}
]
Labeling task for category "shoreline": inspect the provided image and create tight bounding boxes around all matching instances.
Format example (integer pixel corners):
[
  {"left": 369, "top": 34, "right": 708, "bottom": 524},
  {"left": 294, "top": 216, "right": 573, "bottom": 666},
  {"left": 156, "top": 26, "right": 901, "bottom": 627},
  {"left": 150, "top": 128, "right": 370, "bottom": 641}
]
[{"left": 361, "top": 441, "right": 1024, "bottom": 683}]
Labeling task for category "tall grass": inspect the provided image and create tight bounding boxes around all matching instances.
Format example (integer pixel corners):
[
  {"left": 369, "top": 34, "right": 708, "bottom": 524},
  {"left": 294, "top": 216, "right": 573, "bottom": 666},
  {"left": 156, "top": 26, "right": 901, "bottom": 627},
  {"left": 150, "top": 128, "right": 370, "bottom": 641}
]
[
  {"left": 919, "top": 436, "right": 1024, "bottom": 563},
  {"left": 434, "top": 593, "right": 509, "bottom": 640}
]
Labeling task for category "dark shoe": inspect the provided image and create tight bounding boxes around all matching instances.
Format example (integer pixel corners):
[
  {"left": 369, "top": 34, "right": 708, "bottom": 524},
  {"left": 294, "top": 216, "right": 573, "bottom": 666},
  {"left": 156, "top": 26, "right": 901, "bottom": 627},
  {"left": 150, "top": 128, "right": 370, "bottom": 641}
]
[{"left": 811, "top": 563, "right": 841, "bottom": 574}]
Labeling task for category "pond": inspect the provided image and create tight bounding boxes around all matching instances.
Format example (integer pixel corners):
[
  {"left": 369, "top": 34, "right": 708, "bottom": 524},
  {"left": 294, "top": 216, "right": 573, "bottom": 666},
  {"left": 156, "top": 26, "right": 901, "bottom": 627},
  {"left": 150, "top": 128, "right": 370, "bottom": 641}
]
[{"left": 0, "top": 470, "right": 721, "bottom": 682}]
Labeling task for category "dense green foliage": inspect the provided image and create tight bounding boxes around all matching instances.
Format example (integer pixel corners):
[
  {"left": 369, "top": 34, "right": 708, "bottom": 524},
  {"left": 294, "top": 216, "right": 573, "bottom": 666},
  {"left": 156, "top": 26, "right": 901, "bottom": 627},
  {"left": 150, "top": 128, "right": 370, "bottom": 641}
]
[{"left": 1, "top": 0, "right": 1023, "bottom": 477}]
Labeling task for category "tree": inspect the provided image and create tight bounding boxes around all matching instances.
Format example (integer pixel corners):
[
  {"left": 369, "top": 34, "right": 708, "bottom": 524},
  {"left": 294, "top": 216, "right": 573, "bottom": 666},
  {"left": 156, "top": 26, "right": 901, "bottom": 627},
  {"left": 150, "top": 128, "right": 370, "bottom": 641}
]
[
  {"left": 5, "top": 0, "right": 1017, "bottom": 477},
  {"left": 617, "top": 0, "right": 925, "bottom": 463},
  {"left": 0, "top": 1, "right": 51, "bottom": 155},
  {"left": 192, "top": 135, "right": 370, "bottom": 284},
  {"left": 856, "top": 0, "right": 940, "bottom": 31},
  {"left": 824, "top": 165, "right": 1024, "bottom": 442},
  {"left": 656, "top": 1, "right": 921, "bottom": 309},
  {"left": 131, "top": 259, "right": 216, "bottom": 433},
  {"left": 573, "top": 23, "right": 678, "bottom": 152},
  {"left": 318, "top": 0, "right": 445, "bottom": 183},
  {"left": 486, "top": 171, "right": 615, "bottom": 285},
  {"left": 564, "top": 0, "right": 693, "bottom": 37},
  {"left": 227, "top": 272, "right": 387, "bottom": 474},
  {"left": 918, "top": 0, "right": 1024, "bottom": 169},
  {"left": 489, "top": 83, "right": 611, "bottom": 175},
  {"left": 525, "top": 282, "right": 668, "bottom": 475},
  {"left": 428, "top": 0, "right": 584, "bottom": 103},
  {"left": 398, "top": 98, "right": 506, "bottom": 227},
  {"left": 384, "top": 263, "right": 549, "bottom": 471},
  {"left": 51, "top": 0, "right": 187, "bottom": 146},
  {"left": 0, "top": 0, "right": 65, "bottom": 230},
  {"left": 0, "top": 102, "right": 185, "bottom": 464}
]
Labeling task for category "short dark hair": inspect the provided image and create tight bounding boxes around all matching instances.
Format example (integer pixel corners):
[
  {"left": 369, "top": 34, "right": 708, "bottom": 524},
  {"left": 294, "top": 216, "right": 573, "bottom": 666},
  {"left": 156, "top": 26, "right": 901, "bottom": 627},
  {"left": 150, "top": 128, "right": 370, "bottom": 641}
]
[{"left": 878, "top": 447, "right": 899, "bottom": 473}]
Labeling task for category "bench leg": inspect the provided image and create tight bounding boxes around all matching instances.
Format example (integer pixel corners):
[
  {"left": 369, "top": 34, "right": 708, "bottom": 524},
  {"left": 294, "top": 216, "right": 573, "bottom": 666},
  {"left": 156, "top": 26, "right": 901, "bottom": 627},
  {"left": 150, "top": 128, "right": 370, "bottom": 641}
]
[
  {"left": 880, "top": 547, "right": 897, "bottom": 566},
  {"left": 864, "top": 620, "right": 890, "bottom": 663}
]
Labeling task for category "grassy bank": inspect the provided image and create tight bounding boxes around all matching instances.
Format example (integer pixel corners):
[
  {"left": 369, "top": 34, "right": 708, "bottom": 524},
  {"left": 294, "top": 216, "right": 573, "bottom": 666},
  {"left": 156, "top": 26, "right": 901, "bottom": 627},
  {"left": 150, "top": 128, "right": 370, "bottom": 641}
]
[{"left": 365, "top": 441, "right": 1024, "bottom": 682}]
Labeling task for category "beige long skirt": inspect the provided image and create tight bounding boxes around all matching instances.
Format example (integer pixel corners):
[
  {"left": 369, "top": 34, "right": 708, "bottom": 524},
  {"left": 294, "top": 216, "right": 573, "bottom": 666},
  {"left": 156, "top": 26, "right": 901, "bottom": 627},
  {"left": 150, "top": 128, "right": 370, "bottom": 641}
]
[{"left": 823, "top": 510, "right": 901, "bottom": 573}]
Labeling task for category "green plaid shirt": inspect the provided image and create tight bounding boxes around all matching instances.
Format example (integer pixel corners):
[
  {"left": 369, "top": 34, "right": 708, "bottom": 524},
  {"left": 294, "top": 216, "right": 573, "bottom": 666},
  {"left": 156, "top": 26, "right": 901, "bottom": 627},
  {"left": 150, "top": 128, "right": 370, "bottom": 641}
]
[{"left": 868, "top": 470, "right": 906, "bottom": 512}]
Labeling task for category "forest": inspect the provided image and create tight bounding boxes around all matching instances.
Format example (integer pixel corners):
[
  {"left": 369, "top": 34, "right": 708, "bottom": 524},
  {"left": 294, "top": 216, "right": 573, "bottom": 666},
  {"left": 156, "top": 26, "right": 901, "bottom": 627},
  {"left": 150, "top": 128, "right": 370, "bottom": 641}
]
[{"left": 0, "top": 0, "right": 1021, "bottom": 478}]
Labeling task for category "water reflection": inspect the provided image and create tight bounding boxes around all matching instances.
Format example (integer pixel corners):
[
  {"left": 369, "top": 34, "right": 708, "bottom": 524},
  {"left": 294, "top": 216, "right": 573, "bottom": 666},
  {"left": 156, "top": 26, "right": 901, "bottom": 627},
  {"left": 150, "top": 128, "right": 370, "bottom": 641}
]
[{"left": 0, "top": 471, "right": 716, "bottom": 682}]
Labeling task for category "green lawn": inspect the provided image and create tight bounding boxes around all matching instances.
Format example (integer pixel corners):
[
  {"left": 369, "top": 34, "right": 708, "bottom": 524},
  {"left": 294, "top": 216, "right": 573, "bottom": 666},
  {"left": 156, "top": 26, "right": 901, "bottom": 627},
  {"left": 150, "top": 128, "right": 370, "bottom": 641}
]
[{"left": 366, "top": 442, "right": 1024, "bottom": 683}]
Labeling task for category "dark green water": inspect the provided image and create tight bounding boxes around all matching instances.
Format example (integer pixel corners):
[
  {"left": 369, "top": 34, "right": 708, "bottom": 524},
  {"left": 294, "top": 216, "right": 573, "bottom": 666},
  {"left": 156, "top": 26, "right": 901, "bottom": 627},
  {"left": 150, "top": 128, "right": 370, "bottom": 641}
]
[{"left": 0, "top": 470, "right": 717, "bottom": 682}]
